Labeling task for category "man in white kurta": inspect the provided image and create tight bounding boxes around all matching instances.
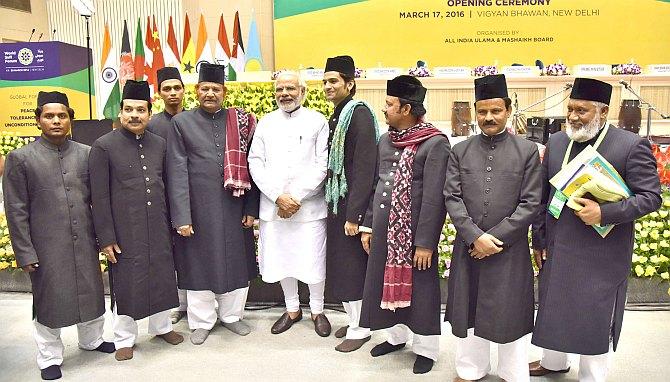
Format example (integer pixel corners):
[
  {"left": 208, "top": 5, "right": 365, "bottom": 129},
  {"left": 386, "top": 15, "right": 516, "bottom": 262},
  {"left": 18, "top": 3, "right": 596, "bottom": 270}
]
[{"left": 248, "top": 72, "right": 332, "bottom": 337}]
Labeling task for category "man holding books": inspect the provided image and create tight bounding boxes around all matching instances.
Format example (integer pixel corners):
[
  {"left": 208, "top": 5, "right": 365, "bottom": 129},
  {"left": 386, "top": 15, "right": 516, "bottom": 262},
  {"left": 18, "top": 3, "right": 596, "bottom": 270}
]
[{"left": 530, "top": 78, "right": 662, "bottom": 381}]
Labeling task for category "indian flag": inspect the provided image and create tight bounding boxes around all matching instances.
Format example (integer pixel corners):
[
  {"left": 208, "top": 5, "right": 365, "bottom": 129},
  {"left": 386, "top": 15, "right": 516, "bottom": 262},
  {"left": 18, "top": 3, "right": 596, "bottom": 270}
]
[
  {"left": 195, "top": 13, "right": 214, "bottom": 68},
  {"left": 214, "top": 13, "right": 231, "bottom": 67},
  {"left": 99, "top": 23, "right": 120, "bottom": 120}
]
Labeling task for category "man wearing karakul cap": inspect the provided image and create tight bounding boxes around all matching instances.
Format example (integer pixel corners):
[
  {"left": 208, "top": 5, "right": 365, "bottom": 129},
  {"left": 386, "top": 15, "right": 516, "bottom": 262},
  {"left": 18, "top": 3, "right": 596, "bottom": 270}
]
[
  {"left": 529, "top": 78, "right": 661, "bottom": 381},
  {"left": 322, "top": 55, "right": 380, "bottom": 352},
  {"left": 148, "top": 66, "right": 185, "bottom": 140},
  {"left": 167, "top": 63, "right": 260, "bottom": 345},
  {"left": 444, "top": 74, "right": 542, "bottom": 382},
  {"left": 3, "top": 91, "right": 114, "bottom": 380},
  {"left": 89, "top": 80, "right": 183, "bottom": 361},
  {"left": 147, "top": 66, "right": 190, "bottom": 324},
  {"left": 359, "top": 75, "right": 450, "bottom": 374}
]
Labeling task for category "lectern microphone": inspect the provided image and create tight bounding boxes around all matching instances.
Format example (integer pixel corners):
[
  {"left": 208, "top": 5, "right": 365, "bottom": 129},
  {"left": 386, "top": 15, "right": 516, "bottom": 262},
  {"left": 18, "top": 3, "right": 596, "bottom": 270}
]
[{"left": 28, "top": 28, "right": 35, "bottom": 42}]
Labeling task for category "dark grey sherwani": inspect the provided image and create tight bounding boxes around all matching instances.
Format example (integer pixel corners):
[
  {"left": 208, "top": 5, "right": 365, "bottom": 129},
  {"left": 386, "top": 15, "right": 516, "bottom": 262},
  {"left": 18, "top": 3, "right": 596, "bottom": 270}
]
[
  {"left": 360, "top": 132, "right": 450, "bottom": 335},
  {"left": 444, "top": 131, "right": 542, "bottom": 343},
  {"left": 147, "top": 110, "right": 177, "bottom": 141},
  {"left": 326, "top": 96, "right": 378, "bottom": 301},
  {"left": 3, "top": 138, "right": 105, "bottom": 328},
  {"left": 532, "top": 126, "right": 661, "bottom": 354},
  {"left": 167, "top": 108, "right": 259, "bottom": 294},
  {"left": 89, "top": 128, "right": 178, "bottom": 320}
]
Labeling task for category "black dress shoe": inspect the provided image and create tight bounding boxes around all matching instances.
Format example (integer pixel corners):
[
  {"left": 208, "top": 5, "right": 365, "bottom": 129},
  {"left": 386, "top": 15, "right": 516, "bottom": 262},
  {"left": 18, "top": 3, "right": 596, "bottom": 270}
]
[
  {"left": 271, "top": 310, "right": 302, "bottom": 334},
  {"left": 370, "top": 341, "right": 406, "bottom": 357},
  {"left": 94, "top": 341, "right": 115, "bottom": 353},
  {"left": 40, "top": 365, "right": 62, "bottom": 380},
  {"left": 413, "top": 355, "right": 434, "bottom": 374},
  {"left": 312, "top": 313, "right": 331, "bottom": 337}
]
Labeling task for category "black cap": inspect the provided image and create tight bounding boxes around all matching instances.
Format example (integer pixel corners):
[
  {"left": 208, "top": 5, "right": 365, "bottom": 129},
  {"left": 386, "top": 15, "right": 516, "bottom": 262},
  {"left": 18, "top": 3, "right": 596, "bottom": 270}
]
[
  {"left": 570, "top": 78, "right": 612, "bottom": 105},
  {"left": 122, "top": 80, "right": 151, "bottom": 103},
  {"left": 474, "top": 74, "right": 508, "bottom": 101},
  {"left": 386, "top": 75, "right": 427, "bottom": 103},
  {"left": 325, "top": 55, "right": 355, "bottom": 77},
  {"left": 157, "top": 67, "right": 182, "bottom": 88},
  {"left": 198, "top": 62, "right": 225, "bottom": 84},
  {"left": 37, "top": 91, "right": 69, "bottom": 107}
]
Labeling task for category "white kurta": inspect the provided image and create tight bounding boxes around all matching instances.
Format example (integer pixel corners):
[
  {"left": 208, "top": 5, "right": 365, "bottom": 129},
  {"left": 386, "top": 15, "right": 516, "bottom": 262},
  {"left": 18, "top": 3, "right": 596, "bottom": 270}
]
[{"left": 248, "top": 106, "right": 329, "bottom": 284}]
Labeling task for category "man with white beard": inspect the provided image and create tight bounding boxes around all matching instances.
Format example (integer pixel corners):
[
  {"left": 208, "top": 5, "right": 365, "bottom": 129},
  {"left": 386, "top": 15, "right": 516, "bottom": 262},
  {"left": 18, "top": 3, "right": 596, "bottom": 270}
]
[
  {"left": 248, "top": 72, "right": 332, "bottom": 337},
  {"left": 530, "top": 78, "right": 661, "bottom": 382}
]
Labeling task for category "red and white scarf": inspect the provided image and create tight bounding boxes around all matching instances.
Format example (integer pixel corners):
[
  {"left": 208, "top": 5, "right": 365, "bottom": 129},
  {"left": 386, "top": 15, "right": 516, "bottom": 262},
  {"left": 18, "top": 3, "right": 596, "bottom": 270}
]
[
  {"left": 224, "top": 107, "right": 256, "bottom": 197},
  {"left": 381, "top": 122, "right": 445, "bottom": 311}
]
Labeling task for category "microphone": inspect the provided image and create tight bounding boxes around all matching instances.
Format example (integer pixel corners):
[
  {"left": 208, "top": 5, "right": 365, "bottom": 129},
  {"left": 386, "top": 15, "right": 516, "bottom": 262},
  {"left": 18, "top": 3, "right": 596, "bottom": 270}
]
[
  {"left": 37, "top": 33, "right": 43, "bottom": 42},
  {"left": 28, "top": 28, "right": 35, "bottom": 42},
  {"left": 619, "top": 80, "right": 631, "bottom": 89},
  {"left": 52, "top": 29, "right": 57, "bottom": 40},
  {"left": 564, "top": 83, "right": 573, "bottom": 90}
]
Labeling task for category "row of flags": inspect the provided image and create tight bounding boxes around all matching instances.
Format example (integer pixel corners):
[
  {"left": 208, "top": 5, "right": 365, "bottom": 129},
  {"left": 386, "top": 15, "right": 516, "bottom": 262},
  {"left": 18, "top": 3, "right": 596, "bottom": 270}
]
[{"left": 98, "top": 11, "right": 263, "bottom": 119}]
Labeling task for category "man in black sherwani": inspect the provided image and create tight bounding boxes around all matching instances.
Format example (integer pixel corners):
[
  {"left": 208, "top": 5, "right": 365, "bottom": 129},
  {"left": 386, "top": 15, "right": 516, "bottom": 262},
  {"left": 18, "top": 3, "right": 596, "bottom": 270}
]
[
  {"left": 147, "top": 66, "right": 189, "bottom": 325},
  {"left": 322, "top": 55, "right": 379, "bottom": 352},
  {"left": 359, "top": 75, "right": 451, "bottom": 374},
  {"left": 444, "top": 74, "right": 542, "bottom": 382},
  {"left": 530, "top": 78, "right": 661, "bottom": 381},
  {"left": 90, "top": 80, "right": 183, "bottom": 362}
]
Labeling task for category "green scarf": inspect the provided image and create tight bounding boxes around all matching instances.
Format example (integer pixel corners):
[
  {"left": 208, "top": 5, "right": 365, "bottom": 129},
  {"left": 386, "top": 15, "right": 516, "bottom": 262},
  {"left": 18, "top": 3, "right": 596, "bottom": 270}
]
[{"left": 325, "top": 99, "right": 380, "bottom": 214}]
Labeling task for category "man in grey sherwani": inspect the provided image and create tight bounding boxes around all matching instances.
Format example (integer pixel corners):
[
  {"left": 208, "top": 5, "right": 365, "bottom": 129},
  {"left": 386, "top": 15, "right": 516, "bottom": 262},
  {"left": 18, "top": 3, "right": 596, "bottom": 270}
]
[{"left": 3, "top": 91, "right": 114, "bottom": 380}]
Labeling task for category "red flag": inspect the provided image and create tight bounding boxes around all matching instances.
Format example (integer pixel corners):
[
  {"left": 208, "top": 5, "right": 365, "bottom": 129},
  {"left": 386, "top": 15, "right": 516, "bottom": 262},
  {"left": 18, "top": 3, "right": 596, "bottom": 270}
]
[
  {"left": 144, "top": 16, "right": 156, "bottom": 90},
  {"left": 152, "top": 16, "right": 165, "bottom": 70},
  {"left": 217, "top": 14, "right": 231, "bottom": 59},
  {"left": 165, "top": 16, "right": 180, "bottom": 67},
  {"left": 149, "top": 16, "right": 166, "bottom": 92}
]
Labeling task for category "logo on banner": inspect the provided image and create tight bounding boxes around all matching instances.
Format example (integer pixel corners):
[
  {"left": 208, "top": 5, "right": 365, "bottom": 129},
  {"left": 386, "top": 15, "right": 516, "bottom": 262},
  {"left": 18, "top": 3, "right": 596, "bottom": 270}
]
[
  {"left": 102, "top": 67, "right": 118, "bottom": 83},
  {"left": 18, "top": 48, "right": 34, "bottom": 66}
]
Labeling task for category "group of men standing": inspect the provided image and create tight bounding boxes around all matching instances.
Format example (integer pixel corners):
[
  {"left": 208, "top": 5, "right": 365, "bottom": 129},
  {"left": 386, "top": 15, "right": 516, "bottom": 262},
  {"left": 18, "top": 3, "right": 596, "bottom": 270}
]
[{"left": 3, "top": 52, "right": 661, "bottom": 381}]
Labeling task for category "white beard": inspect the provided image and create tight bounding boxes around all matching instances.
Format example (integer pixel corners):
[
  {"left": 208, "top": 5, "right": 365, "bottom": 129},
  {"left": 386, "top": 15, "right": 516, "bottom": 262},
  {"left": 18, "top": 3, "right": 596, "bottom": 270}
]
[{"left": 567, "top": 115, "right": 602, "bottom": 142}]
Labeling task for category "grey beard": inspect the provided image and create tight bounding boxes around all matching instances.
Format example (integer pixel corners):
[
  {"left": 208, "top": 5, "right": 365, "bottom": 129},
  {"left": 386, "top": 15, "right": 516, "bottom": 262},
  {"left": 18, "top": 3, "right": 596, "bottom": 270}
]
[
  {"left": 567, "top": 116, "right": 602, "bottom": 142},
  {"left": 278, "top": 99, "right": 302, "bottom": 112}
]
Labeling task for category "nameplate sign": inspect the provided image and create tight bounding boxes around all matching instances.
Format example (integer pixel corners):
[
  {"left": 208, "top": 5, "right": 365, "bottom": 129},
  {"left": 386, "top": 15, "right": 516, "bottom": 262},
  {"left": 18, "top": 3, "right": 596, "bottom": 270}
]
[
  {"left": 502, "top": 66, "right": 540, "bottom": 77},
  {"left": 365, "top": 67, "right": 403, "bottom": 79},
  {"left": 573, "top": 64, "right": 610, "bottom": 76},
  {"left": 647, "top": 64, "right": 670, "bottom": 75},
  {"left": 300, "top": 69, "right": 325, "bottom": 80},
  {"left": 433, "top": 67, "right": 471, "bottom": 78}
]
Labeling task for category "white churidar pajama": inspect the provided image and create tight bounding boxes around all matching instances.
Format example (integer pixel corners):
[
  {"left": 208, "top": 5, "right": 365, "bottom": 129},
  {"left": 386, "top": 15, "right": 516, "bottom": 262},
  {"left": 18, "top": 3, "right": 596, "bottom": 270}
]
[
  {"left": 280, "top": 277, "right": 325, "bottom": 314},
  {"left": 186, "top": 286, "right": 249, "bottom": 330},
  {"left": 33, "top": 315, "right": 105, "bottom": 369},
  {"left": 455, "top": 328, "right": 530, "bottom": 382},
  {"left": 113, "top": 307, "right": 173, "bottom": 349},
  {"left": 176, "top": 288, "right": 187, "bottom": 311},
  {"left": 342, "top": 300, "right": 370, "bottom": 339},
  {"left": 387, "top": 324, "right": 440, "bottom": 361},
  {"left": 540, "top": 347, "right": 611, "bottom": 382}
]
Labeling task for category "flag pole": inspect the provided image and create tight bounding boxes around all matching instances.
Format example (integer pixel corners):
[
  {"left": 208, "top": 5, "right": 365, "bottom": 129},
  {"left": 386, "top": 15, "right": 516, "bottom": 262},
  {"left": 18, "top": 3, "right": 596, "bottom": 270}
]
[{"left": 84, "top": 15, "right": 92, "bottom": 119}]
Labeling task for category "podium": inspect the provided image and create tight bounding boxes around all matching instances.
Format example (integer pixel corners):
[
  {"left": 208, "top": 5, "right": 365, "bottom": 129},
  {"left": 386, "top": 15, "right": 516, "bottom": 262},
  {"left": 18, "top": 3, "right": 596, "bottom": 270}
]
[{"left": 0, "top": 42, "right": 94, "bottom": 136}]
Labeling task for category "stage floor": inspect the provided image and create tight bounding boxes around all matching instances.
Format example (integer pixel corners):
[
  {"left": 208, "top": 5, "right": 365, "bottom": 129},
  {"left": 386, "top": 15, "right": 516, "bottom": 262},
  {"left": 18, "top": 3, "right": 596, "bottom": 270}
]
[{"left": 0, "top": 292, "right": 668, "bottom": 381}]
